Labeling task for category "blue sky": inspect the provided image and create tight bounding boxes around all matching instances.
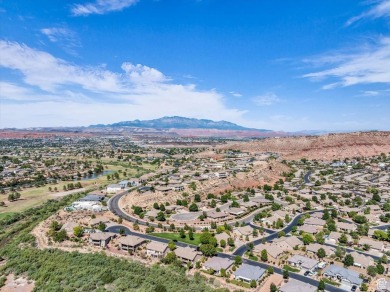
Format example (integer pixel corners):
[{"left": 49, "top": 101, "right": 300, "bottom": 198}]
[{"left": 0, "top": 0, "right": 389, "bottom": 131}]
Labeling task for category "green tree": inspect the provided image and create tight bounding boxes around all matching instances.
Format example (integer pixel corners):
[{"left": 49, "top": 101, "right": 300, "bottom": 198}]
[
  {"left": 317, "top": 248, "right": 326, "bottom": 259},
  {"left": 179, "top": 229, "right": 186, "bottom": 239},
  {"left": 50, "top": 220, "right": 61, "bottom": 231},
  {"left": 250, "top": 280, "right": 257, "bottom": 288},
  {"left": 339, "top": 233, "right": 349, "bottom": 245},
  {"left": 220, "top": 239, "right": 226, "bottom": 248},
  {"left": 97, "top": 222, "right": 106, "bottom": 232},
  {"left": 73, "top": 226, "right": 84, "bottom": 238},
  {"left": 302, "top": 233, "right": 314, "bottom": 245},
  {"left": 156, "top": 211, "right": 166, "bottom": 222},
  {"left": 377, "top": 263, "right": 385, "bottom": 274},
  {"left": 367, "top": 265, "right": 377, "bottom": 277},
  {"left": 234, "top": 255, "right": 242, "bottom": 266},
  {"left": 168, "top": 240, "right": 176, "bottom": 251},
  {"left": 189, "top": 203, "right": 198, "bottom": 212},
  {"left": 267, "top": 266, "right": 274, "bottom": 274},
  {"left": 343, "top": 254, "right": 354, "bottom": 267},
  {"left": 283, "top": 269, "right": 289, "bottom": 279},
  {"left": 188, "top": 229, "right": 194, "bottom": 240},
  {"left": 316, "top": 231, "right": 325, "bottom": 244},
  {"left": 261, "top": 249, "right": 268, "bottom": 262},
  {"left": 200, "top": 244, "right": 216, "bottom": 257},
  {"left": 270, "top": 283, "right": 277, "bottom": 292},
  {"left": 318, "top": 280, "right": 325, "bottom": 291}
]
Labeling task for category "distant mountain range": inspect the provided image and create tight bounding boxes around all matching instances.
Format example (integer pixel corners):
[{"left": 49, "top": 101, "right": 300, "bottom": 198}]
[
  {"left": 1, "top": 116, "right": 356, "bottom": 139},
  {"left": 90, "top": 116, "right": 270, "bottom": 132}
]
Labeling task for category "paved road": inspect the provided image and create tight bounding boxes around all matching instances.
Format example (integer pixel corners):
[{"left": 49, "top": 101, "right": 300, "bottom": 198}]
[
  {"left": 371, "top": 224, "right": 390, "bottom": 231},
  {"left": 304, "top": 171, "right": 312, "bottom": 184},
  {"left": 107, "top": 225, "right": 346, "bottom": 292},
  {"left": 322, "top": 241, "right": 386, "bottom": 263},
  {"left": 109, "top": 193, "right": 351, "bottom": 291},
  {"left": 235, "top": 210, "right": 323, "bottom": 256}
]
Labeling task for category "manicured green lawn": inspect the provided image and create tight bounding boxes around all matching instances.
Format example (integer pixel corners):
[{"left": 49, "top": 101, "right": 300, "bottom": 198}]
[
  {"left": 322, "top": 278, "right": 340, "bottom": 287},
  {"left": 283, "top": 265, "right": 300, "bottom": 272},
  {"left": 150, "top": 232, "right": 202, "bottom": 245},
  {"left": 230, "top": 279, "right": 251, "bottom": 288}
]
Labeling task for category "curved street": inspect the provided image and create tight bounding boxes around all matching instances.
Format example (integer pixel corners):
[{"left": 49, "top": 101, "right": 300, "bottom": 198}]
[{"left": 108, "top": 194, "right": 346, "bottom": 292}]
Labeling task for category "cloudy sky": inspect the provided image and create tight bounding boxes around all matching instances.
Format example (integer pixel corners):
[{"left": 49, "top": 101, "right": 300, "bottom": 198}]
[{"left": 0, "top": 0, "right": 389, "bottom": 131}]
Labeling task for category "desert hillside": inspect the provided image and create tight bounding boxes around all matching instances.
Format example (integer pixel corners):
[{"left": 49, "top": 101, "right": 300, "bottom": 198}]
[{"left": 220, "top": 131, "right": 390, "bottom": 160}]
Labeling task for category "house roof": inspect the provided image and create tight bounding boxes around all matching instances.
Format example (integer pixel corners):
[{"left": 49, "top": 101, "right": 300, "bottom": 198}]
[
  {"left": 203, "top": 257, "right": 233, "bottom": 271},
  {"left": 234, "top": 225, "right": 253, "bottom": 236},
  {"left": 174, "top": 246, "right": 201, "bottom": 261},
  {"left": 349, "top": 251, "right": 373, "bottom": 267},
  {"left": 146, "top": 241, "right": 168, "bottom": 253},
  {"left": 298, "top": 224, "right": 318, "bottom": 234},
  {"left": 207, "top": 211, "right": 228, "bottom": 219},
  {"left": 305, "top": 217, "right": 326, "bottom": 226},
  {"left": 323, "top": 265, "right": 363, "bottom": 285},
  {"left": 337, "top": 222, "right": 357, "bottom": 231},
  {"left": 328, "top": 231, "right": 352, "bottom": 242},
  {"left": 273, "top": 236, "right": 302, "bottom": 248},
  {"left": 306, "top": 243, "right": 335, "bottom": 255},
  {"left": 254, "top": 244, "right": 284, "bottom": 258},
  {"left": 89, "top": 232, "right": 115, "bottom": 241},
  {"left": 288, "top": 255, "right": 319, "bottom": 270},
  {"left": 117, "top": 235, "right": 146, "bottom": 247},
  {"left": 359, "top": 238, "right": 384, "bottom": 250},
  {"left": 233, "top": 264, "right": 265, "bottom": 281}
]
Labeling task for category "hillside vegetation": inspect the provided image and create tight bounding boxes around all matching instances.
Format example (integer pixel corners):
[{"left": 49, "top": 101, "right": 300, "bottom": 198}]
[{"left": 0, "top": 193, "right": 219, "bottom": 292}]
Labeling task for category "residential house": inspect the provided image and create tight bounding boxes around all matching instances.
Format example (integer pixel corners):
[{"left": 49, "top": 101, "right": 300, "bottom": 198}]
[
  {"left": 207, "top": 211, "right": 228, "bottom": 220},
  {"left": 174, "top": 246, "right": 202, "bottom": 264},
  {"left": 298, "top": 224, "right": 319, "bottom": 234},
  {"left": 89, "top": 232, "right": 115, "bottom": 247},
  {"left": 337, "top": 222, "right": 357, "bottom": 233},
  {"left": 106, "top": 184, "right": 122, "bottom": 193},
  {"left": 272, "top": 236, "right": 302, "bottom": 251},
  {"left": 287, "top": 255, "right": 319, "bottom": 272},
  {"left": 359, "top": 238, "right": 384, "bottom": 252},
  {"left": 305, "top": 217, "right": 326, "bottom": 227},
  {"left": 118, "top": 235, "right": 146, "bottom": 251},
  {"left": 233, "top": 264, "right": 266, "bottom": 283},
  {"left": 203, "top": 257, "right": 233, "bottom": 275},
  {"left": 118, "top": 180, "right": 130, "bottom": 188},
  {"left": 349, "top": 251, "right": 374, "bottom": 269},
  {"left": 215, "top": 172, "right": 228, "bottom": 179},
  {"left": 323, "top": 265, "right": 363, "bottom": 286},
  {"left": 228, "top": 207, "right": 245, "bottom": 216},
  {"left": 306, "top": 243, "right": 335, "bottom": 256},
  {"left": 146, "top": 241, "right": 168, "bottom": 258},
  {"left": 327, "top": 232, "right": 352, "bottom": 245},
  {"left": 234, "top": 226, "right": 254, "bottom": 237},
  {"left": 254, "top": 244, "right": 284, "bottom": 259}
]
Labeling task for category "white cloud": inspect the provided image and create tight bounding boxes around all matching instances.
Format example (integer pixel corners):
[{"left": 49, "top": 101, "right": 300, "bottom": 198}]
[
  {"left": 0, "top": 40, "right": 247, "bottom": 128},
  {"left": 71, "top": 0, "right": 138, "bottom": 16},
  {"left": 40, "top": 26, "right": 81, "bottom": 55},
  {"left": 252, "top": 92, "right": 281, "bottom": 106},
  {"left": 347, "top": 0, "right": 390, "bottom": 26},
  {"left": 303, "top": 37, "right": 390, "bottom": 89},
  {"left": 229, "top": 91, "right": 242, "bottom": 97}
]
